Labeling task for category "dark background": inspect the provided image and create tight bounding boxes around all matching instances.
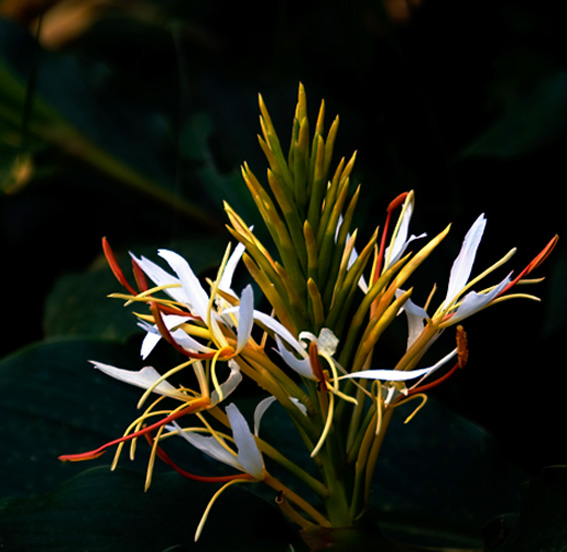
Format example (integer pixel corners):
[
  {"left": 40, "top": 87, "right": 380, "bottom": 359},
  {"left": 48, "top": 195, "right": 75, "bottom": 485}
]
[{"left": 1, "top": 0, "right": 565, "bottom": 478}]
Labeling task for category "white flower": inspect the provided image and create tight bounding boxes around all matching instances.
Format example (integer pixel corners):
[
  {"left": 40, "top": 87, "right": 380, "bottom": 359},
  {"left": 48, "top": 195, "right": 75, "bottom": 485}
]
[{"left": 130, "top": 243, "right": 254, "bottom": 358}]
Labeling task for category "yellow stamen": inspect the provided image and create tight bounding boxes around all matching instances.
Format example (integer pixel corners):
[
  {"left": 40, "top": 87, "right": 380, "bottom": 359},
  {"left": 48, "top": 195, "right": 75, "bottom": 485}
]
[
  {"left": 194, "top": 478, "right": 251, "bottom": 541},
  {"left": 136, "top": 359, "right": 196, "bottom": 409},
  {"left": 310, "top": 391, "right": 335, "bottom": 457}
]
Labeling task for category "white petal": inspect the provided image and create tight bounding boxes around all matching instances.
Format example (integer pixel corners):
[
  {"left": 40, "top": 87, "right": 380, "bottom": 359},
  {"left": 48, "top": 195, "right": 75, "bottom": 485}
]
[
  {"left": 218, "top": 242, "right": 246, "bottom": 293},
  {"left": 274, "top": 334, "right": 315, "bottom": 380},
  {"left": 170, "top": 422, "right": 241, "bottom": 470},
  {"left": 158, "top": 249, "right": 210, "bottom": 320},
  {"left": 341, "top": 366, "right": 438, "bottom": 381},
  {"left": 236, "top": 285, "right": 254, "bottom": 352},
  {"left": 385, "top": 233, "right": 427, "bottom": 271},
  {"left": 448, "top": 276, "right": 511, "bottom": 324},
  {"left": 226, "top": 403, "right": 264, "bottom": 479},
  {"left": 252, "top": 311, "right": 305, "bottom": 356},
  {"left": 253, "top": 396, "right": 277, "bottom": 436},
  {"left": 130, "top": 253, "right": 188, "bottom": 305},
  {"left": 397, "top": 293, "right": 429, "bottom": 350},
  {"left": 253, "top": 396, "right": 307, "bottom": 436},
  {"left": 91, "top": 362, "right": 187, "bottom": 400},
  {"left": 444, "top": 214, "right": 486, "bottom": 308},
  {"left": 344, "top": 348, "right": 458, "bottom": 383},
  {"left": 210, "top": 360, "right": 243, "bottom": 405},
  {"left": 137, "top": 315, "right": 193, "bottom": 359}
]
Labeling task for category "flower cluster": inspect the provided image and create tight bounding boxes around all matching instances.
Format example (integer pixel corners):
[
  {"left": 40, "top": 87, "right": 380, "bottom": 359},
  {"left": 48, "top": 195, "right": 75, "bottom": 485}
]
[{"left": 60, "top": 84, "right": 557, "bottom": 541}]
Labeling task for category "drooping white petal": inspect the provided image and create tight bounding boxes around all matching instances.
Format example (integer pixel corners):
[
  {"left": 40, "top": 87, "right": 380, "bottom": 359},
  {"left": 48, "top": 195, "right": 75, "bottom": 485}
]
[
  {"left": 444, "top": 214, "right": 486, "bottom": 308},
  {"left": 226, "top": 403, "right": 264, "bottom": 479},
  {"left": 274, "top": 334, "right": 315, "bottom": 380},
  {"left": 236, "top": 285, "right": 254, "bottom": 353},
  {"left": 210, "top": 360, "right": 243, "bottom": 406},
  {"left": 447, "top": 276, "right": 511, "bottom": 325},
  {"left": 91, "top": 362, "right": 187, "bottom": 400},
  {"left": 170, "top": 422, "right": 241, "bottom": 470},
  {"left": 137, "top": 314, "right": 193, "bottom": 359},
  {"left": 253, "top": 396, "right": 277, "bottom": 436},
  {"left": 396, "top": 293, "right": 429, "bottom": 350},
  {"left": 138, "top": 319, "right": 214, "bottom": 359},
  {"left": 342, "top": 347, "right": 458, "bottom": 383},
  {"left": 253, "top": 396, "right": 307, "bottom": 437},
  {"left": 341, "top": 366, "right": 438, "bottom": 381},
  {"left": 158, "top": 249, "right": 210, "bottom": 320},
  {"left": 252, "top": 311, "right": 305, "bottom": 356}
]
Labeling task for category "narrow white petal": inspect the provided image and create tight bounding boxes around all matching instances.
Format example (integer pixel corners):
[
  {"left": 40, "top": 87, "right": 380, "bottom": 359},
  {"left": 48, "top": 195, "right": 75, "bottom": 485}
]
[
  {"left": 137, "top": 315, "right": 193, "bottom": 359},
  {"left": 158, "top": 249, "right": 210, "bottom": 320},
  {"left": 226, "top": 403, "right": 264, "bottom": 479},
  {"left": 253, "top": 396, "right": 308, "bottom": 436},
  {"left": 385, "top": 233, "right": 427, "bottom": 271},
  {"left": 171, "top": 422, "right": 241, "bottom": 470},
  {"left": 274, "top": 335, "right": 315, "bottom": 380},
  {"left": 91, "top": 362, "right": 186, "bottom": 400},
  {"left": 252, "top": 310, "right": 305, "bottom": 356},
  {"left": 236, "top": 285, "right": 254, "bottom": 352},
  {"left": 253, "top": 396, "right": 277, "bottom": 436},
  {"left": 448, "top": 276, "right": 511, "bottom": 324},
  {"left": 210, "top": 360, "right": 243, "bottom": 406},
  {"left": 397, "top": 293, "right": 429, "bottom": 350},
  {"left": 218, "top": 242, "right": 246, "bottom": 292},
  {"left": 341, "top": 366, "right": 438, "bottom": 381},
  {"left": 444, "top": 214, "right": 486, "bottom": 308},
  {"left": 139, "top": 330, "right": 162, "bottom": 360}
]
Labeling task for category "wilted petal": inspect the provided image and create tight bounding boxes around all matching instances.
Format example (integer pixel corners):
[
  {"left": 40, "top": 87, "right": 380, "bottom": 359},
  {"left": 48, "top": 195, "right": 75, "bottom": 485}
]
[
  {"left": 226, "top": 403, "right": 264, "bottom": 479},
  {"left": 91, "top": 362, "right": 187, "bottom": 400},
  {"left": 444, "top": 214, "right": 486, "bottom": 308}
]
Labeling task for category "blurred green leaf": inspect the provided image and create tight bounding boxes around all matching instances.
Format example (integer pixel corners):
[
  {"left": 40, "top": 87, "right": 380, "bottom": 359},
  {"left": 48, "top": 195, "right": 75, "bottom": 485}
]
[
  {"left": 484, "top": 466, "right": 567, "bottom": 551},
  {"left": 0, "top": 19, "right": 222, "bottom": 229},
  {"left": 0, "top": 338, "right": 144, "bottom": 498},
  {"left": 0, "top": 466, "right": 303, "bottom": 552},
  {"left": 461, "top": 71, "right": 567, "bottom": 158}
]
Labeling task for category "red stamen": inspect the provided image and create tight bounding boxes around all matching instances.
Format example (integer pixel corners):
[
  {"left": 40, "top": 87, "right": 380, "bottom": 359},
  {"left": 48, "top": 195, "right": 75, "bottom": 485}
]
[
  {"left": 151, "top": 302, "right": 217, "bottom": 360},
  {"left": 144, "top": 432, "right": 253, "bottom": 483},
  {"left": 58, "top": 399, "right": 209, "bottom": 463},
  {"left": 309, "top": 342, "right": 327, "bottom": 392},
  {"left": 102, "top": 237, "right": 138, "bottom": 295},
  {"left": 499, "top": 235, "right": 559, "bottom": 296},
  {"left": 405, "top": 326, "right": 468, "bottom": 398},
  {"left": 405, "top": 361, "right": 460, "bottom": 398}
]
